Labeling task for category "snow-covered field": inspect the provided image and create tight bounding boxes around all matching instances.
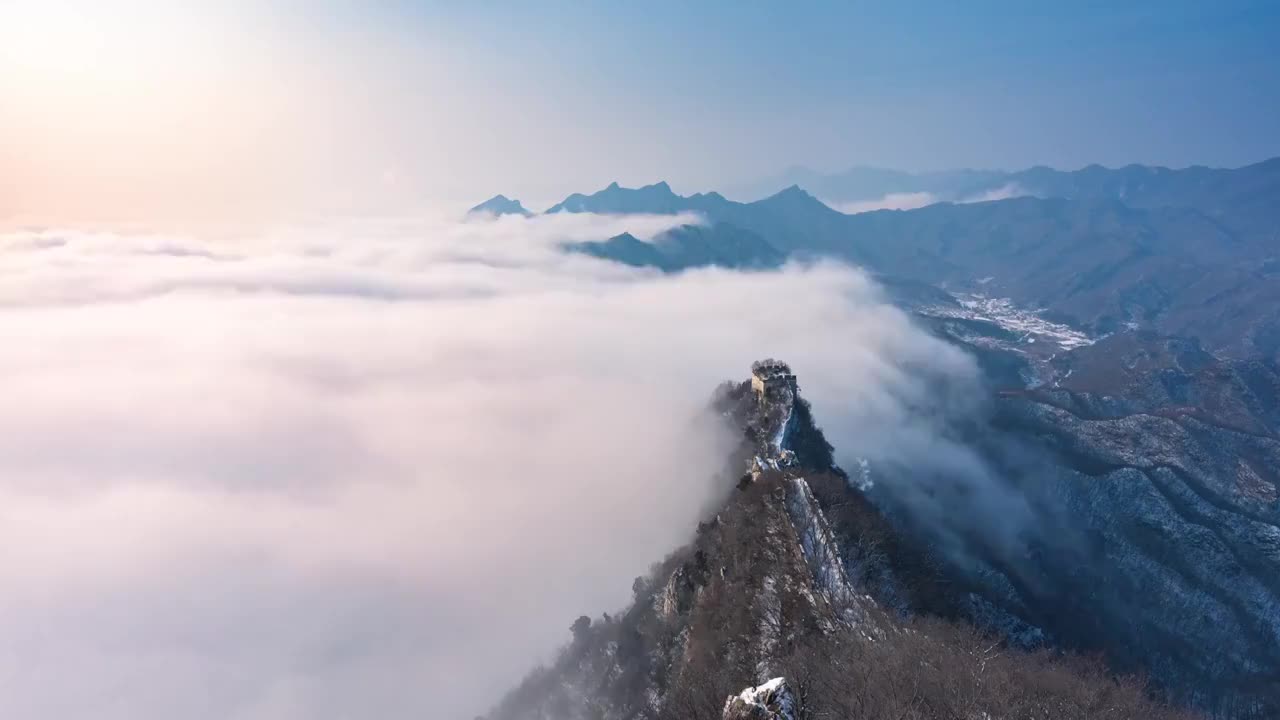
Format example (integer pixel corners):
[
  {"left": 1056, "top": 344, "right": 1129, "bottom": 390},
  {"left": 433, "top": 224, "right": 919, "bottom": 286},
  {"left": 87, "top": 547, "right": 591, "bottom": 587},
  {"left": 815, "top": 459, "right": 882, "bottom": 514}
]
[
  {"left": 924, "top": 293, "right": 1094, "bottom": 351},
  {"left": 954, "top": 294, "right": 1094, "bottom": 349}
]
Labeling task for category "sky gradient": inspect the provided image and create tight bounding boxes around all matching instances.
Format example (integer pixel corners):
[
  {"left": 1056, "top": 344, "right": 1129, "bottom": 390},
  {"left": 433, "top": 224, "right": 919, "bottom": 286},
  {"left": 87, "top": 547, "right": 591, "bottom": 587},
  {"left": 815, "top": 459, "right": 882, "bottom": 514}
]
[{"left": 2, "top": 0, "right": 1278, "bottom": 220}]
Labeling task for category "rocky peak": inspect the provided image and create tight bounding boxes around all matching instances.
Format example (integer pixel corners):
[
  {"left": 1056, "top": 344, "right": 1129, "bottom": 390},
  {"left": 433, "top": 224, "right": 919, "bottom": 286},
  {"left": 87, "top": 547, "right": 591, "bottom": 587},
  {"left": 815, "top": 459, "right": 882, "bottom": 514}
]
[{"left": 755, "top": 185, "right": 834, "bottom": 215}]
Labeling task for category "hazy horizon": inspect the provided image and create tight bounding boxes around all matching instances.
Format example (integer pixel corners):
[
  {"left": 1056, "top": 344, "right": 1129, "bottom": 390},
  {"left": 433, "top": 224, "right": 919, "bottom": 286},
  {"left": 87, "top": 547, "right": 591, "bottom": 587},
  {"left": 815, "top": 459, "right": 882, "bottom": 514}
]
[{"left": 4, "top": 1, "right": 1277, "bottom": 222}]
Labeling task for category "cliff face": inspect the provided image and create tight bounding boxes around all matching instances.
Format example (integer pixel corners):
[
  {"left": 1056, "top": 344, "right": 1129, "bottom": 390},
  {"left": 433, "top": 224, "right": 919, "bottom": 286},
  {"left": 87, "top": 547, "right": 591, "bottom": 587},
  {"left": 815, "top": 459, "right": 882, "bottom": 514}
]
[{"left": 484, "top": 365, "right": 1192, "bottom": 720}]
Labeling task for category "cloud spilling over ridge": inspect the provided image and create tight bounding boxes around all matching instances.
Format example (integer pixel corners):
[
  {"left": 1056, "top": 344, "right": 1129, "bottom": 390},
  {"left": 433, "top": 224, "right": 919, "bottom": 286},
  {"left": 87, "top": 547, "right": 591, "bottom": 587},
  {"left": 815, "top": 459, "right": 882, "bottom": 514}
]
[
  {"left": 833, "top": 183, "right": 1028, "bottom": 214},
  {"left": 964, "top": 182, "right": 1026, "bottom": 203},
  {"left": 835, "top": 191, "right": 938, "bottom": 214},
  {"left": 0, "top": 211, "right": 981, "bottom": 720}
]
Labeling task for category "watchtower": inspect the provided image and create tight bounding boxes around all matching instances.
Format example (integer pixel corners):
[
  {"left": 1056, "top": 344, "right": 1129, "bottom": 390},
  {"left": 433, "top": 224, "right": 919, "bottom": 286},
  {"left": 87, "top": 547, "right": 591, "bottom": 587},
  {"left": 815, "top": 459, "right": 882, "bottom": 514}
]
[{"left": 750, "top": 359, "right": 796, "bottom": 400}]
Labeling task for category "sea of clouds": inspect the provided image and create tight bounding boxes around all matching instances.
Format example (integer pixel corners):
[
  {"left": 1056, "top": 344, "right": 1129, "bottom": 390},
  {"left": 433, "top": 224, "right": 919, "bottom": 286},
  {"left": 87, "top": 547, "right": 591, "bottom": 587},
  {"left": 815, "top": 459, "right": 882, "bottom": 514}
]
[{"left": 0, "top": 211, "right": 984, "bottom": 719}]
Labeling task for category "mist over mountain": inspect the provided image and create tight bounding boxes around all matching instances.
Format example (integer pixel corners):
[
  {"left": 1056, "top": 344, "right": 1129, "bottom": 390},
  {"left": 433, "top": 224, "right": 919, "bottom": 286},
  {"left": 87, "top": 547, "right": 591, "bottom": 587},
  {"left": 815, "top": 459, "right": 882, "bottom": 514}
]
[
  {"left": 569, "top": 223, "right": 783, "bottom": 272},
  {"left": 9, "top": 2, "right": 1280, "bottom": 719},
  {"left": 507, "top": 157, "right": 1280, "bottom": 361},
  {"left": 8, "top": 154, "right": 1277, "bottom": 719},
  {"left": 1, "top": 211, "right": 1011, "bottom": 720},
  {"left": 476, "top": 154, "right": 1280, "bottom": 719},
  {"left": 733, "top": 157, "right": 1280, "bottom": 220}
]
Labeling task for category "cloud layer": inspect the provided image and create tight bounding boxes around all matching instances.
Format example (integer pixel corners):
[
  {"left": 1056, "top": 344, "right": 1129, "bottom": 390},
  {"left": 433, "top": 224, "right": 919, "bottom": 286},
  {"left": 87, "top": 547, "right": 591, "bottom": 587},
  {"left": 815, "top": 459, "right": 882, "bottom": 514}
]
[{"left": 0, "top": 212, "right": 979, "bottom": 719}]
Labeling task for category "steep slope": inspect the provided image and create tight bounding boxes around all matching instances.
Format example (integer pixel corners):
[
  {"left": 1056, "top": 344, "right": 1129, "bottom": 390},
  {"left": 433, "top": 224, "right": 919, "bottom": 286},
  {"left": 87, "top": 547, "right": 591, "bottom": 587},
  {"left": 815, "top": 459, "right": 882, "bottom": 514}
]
[
  {"left": 569, "top": 232, "right": 670, "bottom": 270},
  {"left": 968, "top": 390, "right": 1280, "bottom": 717},
  {"left": 484, "top": 363, "right": 1194, "bottom": 720}
]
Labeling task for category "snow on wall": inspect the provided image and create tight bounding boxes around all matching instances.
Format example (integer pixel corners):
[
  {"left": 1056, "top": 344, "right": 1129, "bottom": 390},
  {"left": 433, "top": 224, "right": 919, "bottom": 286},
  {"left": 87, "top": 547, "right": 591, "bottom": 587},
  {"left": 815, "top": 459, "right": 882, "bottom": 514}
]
[
  {"left": 723, "top": 677, "right": 796, "bottom": 720},
  {"left": 772, "top": 401, "right": 793, "bottom": 455},
  {"left": 784, "top": 477, "right": 871, "bottom": 627}
]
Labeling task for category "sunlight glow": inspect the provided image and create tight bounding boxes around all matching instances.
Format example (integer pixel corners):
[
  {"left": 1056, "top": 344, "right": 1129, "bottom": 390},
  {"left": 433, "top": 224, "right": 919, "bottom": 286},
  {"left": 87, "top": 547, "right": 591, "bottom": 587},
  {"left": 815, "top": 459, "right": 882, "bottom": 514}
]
[{"left": 0, "top": 2, "right": 302, "bottom": 222}]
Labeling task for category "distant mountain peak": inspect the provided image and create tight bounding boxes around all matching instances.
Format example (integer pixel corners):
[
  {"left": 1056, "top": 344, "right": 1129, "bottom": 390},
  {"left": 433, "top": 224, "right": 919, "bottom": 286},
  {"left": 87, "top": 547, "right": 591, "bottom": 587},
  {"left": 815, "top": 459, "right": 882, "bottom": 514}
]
[
  {"left": 468, "top": 194, "right": 532, "bottom": 217},
  {"left": 546, "top": 180, "right": 685, "bottom": 214},
  {"left": 601, "top": 180, "right": 676, "bottom": 196},
  {"left": 759, "top": 184, "right": 834, "bottom": 212}
]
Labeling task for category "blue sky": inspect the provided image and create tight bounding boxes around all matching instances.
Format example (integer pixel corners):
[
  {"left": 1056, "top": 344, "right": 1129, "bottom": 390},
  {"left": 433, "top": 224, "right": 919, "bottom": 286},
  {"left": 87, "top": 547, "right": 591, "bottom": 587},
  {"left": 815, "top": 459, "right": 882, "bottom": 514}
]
[
  {"left": 377, "top": 0, "right": 1279, "bottom": 173},
  {"left": 3, "top": 0, "right": 1277, "bottom": 217},
  {"left": 271, "top": 0, "right": 1280, "bottom": 205}
]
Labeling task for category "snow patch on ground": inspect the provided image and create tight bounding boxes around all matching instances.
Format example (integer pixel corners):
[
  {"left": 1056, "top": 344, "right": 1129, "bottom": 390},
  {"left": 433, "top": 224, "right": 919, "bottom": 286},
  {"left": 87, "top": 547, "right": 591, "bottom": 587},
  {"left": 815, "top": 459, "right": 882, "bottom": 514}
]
[
  {"left": 849, "top": 457, "right": 873, "bottom": 491},
  {"left": 923, "top": 293, "right": 1093, "bottom": 351},
  {"left": 724, "top": 677, "right": 796, "bottom": 720}
]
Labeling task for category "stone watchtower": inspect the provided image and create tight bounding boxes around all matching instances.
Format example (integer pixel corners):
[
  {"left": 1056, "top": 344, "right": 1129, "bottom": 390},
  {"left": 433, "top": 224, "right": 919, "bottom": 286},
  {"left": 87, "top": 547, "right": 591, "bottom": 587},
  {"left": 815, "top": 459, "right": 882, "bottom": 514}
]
[{"left": 750, "top": 359, "right": 796, "bottom": 401}]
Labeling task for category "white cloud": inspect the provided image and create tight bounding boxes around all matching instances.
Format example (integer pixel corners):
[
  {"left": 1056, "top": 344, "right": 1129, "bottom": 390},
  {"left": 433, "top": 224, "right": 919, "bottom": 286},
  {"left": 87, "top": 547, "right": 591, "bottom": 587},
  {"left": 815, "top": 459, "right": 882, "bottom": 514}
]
[
  {"left": 0, "top": 212, "right": 980, "bottom": 719},
  {"left": 831, "top": 183, "right": 1028, "bottom": 215},
  {"left": 834, "top": 191, "right": 939, "bottom": 214},
  {"left": 959, "top": 183, "right": 1026, "bottom": 203}
]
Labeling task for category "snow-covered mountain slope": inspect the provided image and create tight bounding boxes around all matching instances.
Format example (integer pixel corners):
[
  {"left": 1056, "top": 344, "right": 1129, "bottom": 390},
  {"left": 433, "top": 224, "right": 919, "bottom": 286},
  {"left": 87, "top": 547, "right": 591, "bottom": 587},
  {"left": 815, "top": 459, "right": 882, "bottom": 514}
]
[
  {"left": 974, "top": 391, "right": 1280, "bottom": 715},
  {"left": 878, "top": 311, "right": 1280, "bottom": 717}
]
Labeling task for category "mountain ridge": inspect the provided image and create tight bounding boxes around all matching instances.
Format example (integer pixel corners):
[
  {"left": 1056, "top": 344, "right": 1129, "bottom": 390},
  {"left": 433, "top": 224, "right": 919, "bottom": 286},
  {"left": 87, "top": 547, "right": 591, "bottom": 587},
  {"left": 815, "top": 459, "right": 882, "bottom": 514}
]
[
  {"left": 732, "top": 157, "right": 1280, "bottom": 210},
  {"left": 484, "top": 361, "right": 1204, "bottom": 720}
]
